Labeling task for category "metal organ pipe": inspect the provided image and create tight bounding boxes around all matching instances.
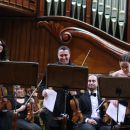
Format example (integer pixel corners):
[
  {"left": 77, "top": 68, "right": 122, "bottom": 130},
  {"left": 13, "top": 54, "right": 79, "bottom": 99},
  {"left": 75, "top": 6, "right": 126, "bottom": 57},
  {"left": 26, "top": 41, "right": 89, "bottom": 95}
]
[
  {"left": 118, "top": 0, "right": 127, "bottom": 40},
  {"left": 46, "top": 0, "right": 52, "bottom": 16},
  {"left": 105, "top": 0, "right": 111, "bottom": 33},
  {"left": 71, "top": 0, "right": 76, "bottom": 18},
  {"left": 98, "top": 0, "right": 105, "bottom": 29},
  {"left": 54, "top": 0, "right": 59, "bottom": 16},
  {"left": 92, "top": 0, "right": 98, "bottom": 26}
]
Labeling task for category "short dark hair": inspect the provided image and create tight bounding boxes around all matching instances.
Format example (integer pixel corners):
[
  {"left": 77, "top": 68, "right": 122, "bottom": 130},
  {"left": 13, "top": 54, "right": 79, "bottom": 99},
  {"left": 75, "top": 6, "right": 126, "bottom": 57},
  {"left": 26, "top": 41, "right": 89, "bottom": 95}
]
[
  {"left": 120, "top": 53, "right": 130, "bottom": 62},
  {"left": 58, "top": 45, "right": 70, "bottom": 53}
]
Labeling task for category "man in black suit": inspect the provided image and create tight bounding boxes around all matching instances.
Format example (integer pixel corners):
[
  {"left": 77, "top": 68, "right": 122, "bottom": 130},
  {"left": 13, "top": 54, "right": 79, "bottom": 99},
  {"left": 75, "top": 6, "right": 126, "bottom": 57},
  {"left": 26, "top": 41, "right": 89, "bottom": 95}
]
[
  {"left": 74, "top": 74, "right": 111, "bottom": 130},
  {"left": 40, "top": 45, "right": 75, "bottom": 130}
]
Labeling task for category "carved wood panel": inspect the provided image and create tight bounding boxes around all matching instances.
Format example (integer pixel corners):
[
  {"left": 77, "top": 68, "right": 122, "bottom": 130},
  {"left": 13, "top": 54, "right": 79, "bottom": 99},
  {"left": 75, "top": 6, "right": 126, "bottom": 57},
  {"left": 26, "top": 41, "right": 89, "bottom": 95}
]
[{"left": 0, "top": 17, "right": 129, "bottom": 80}]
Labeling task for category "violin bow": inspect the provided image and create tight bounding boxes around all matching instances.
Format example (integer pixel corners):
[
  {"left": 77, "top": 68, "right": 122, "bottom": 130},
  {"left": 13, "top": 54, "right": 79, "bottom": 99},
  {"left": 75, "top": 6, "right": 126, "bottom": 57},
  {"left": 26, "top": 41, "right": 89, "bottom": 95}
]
[
  {"left": 25, "top": 80, "right": 42, "bottom": 106},
  {"left": 81, "top": 50, "right": 91, "bottom": 66}
]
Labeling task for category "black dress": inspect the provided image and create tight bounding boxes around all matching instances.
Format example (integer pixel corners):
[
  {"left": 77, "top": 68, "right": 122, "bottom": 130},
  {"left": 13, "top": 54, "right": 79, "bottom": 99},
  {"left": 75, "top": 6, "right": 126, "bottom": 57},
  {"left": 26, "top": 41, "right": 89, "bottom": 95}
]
[{"left": 13, "top": 96, "right": 42, "bottom": 130}]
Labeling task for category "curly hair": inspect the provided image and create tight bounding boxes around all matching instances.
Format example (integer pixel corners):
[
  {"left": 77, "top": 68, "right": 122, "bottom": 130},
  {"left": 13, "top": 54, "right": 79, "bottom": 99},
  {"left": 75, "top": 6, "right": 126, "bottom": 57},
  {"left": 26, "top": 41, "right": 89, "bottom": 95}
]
[{"left": 0, "top": 40, "right": 9, "bottom": 60}]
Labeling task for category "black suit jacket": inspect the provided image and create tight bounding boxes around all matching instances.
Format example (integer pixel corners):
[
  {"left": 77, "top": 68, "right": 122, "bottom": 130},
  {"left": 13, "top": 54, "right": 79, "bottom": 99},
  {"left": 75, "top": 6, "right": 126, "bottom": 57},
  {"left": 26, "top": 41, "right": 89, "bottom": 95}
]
[
  {"left": 79, "top": 91, "right": 104, "bottom": 121},
  {"left": 40, "top": 62, "right": 76, "bottom": 117}
]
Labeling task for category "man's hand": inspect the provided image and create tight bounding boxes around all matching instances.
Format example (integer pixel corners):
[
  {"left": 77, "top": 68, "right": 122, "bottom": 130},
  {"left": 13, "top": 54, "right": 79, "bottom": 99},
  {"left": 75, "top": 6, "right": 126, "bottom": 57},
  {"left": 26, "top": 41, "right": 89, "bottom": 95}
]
[
  {"left": 87, "top": 118, "right": 97, "bottom": 125},
  {"left": 110, "top": 100, "right": 118, "bottom": 107},
  {"left": 69, "top": 91, "right": 77, "bottom": 96},
  {"left": 42, "top": 89, "right": 48, "bottom": 98}
]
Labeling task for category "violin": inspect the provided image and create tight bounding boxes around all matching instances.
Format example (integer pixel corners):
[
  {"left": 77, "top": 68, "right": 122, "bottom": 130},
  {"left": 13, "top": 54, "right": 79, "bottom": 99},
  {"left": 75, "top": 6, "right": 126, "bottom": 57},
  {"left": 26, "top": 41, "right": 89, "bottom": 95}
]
[
  {"left": 25, "top": 88, "right": 35, "bottom": 122},
  {"left": 102, "top": 100, "right": 112, "bottom": 125},
  {"left": 96, "top": 99, "right": 112, "bottom": 125},
  {"left": 26, "top": 102, "right": 34, "bottom": 122},
  {"left": 25, "top": 81, "right": 42, "bottom": 122},
  {"left": 0, "top": 86, "right": 12, "bottom": 111},
  {"left": 70, "top": 50, "right": 91, "bottom": 124},
  {"left": 70, "top": 96, "right": 84, "bottom": 124}
]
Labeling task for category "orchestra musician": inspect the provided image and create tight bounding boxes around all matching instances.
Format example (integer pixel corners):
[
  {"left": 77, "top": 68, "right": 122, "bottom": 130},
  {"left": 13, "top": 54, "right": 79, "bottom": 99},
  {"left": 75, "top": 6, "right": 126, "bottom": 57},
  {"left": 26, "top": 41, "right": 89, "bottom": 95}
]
[
  {"left": 0, "top": 40, "right": 12, "bottom": 130},
  {"left": 0, "top": 40, "right": 9, "bottom": 61},
  {"left": 39, "top": 45, "right": 78, "bottom": 130},
  {"left": 12, "top": 85, "right": 42, "bottom": 130},
  {"left": 74, "top": 74, "right": 111, "bottom": 130},
  {"left": 110, "top": 53, "right": 130, "bottom": 130}
]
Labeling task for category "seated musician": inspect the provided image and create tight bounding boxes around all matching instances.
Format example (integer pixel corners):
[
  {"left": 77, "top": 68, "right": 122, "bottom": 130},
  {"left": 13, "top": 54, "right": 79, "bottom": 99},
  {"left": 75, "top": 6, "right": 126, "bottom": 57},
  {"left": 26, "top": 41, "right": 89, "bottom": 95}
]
[
  {"left": 74, "top": 74, "right": 111, "bottom": 130},
  {"left": 12, "top": 85, "right": 42, "bottom": 130},
  {"left": 39, "top": 45, "right": 78, "bottom": 130},
  {"left": 0, "top": 85, "right": 12, "bottom": 130},
  {"left": 110, "top": 53, "right": 130, "bottom": 129}
]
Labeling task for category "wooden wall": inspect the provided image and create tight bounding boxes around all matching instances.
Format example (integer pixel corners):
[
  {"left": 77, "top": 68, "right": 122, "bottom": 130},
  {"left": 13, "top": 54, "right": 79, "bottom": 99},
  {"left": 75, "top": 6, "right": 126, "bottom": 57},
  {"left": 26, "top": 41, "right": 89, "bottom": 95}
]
[
  {"left": 0, "top": 17, "right": 124, "bottom": 81},
  {"left": 0, "top": 18, "right": 60, "bottom": 80}
]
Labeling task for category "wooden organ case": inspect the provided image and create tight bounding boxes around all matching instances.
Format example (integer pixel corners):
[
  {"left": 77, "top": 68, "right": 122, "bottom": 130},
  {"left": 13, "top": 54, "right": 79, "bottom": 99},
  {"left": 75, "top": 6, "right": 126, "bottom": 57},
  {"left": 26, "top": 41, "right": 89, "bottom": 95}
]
[{"left": 0, "top": 0, "right": 129, "bottom": 78}]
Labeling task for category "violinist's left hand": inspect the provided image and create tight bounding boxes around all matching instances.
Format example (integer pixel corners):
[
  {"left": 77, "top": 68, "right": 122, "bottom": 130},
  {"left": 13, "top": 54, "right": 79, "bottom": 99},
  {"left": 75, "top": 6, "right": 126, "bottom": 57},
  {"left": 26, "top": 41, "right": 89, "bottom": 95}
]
[
  {"left": 30, "top": 98, "right": 34, "bottom": 103},
  {"left": 110, "top": 100, "right": 118, "bottom": 107}
]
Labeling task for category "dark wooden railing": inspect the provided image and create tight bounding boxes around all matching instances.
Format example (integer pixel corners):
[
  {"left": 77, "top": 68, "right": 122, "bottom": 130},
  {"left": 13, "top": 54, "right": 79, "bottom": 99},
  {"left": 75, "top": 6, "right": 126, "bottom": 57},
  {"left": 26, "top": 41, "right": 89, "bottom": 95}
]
[{"left": 0, "top": 0, "right": 38, "bottom": 16}]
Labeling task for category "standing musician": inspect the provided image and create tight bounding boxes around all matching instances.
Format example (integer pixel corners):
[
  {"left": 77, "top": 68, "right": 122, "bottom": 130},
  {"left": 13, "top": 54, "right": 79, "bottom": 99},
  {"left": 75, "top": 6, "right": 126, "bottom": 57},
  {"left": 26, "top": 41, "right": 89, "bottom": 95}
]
[
  {"left": 39, "top": 45, "right": 79, "bottom": 130},
  {"left": 110, "top": 53, "right": 130, "bottom": 130},
  {"left": 75, "top": 74, "right": 111, "bottom": 130},
  {"left": 12, "top": 85, "right": 42, "bottom": 130}
]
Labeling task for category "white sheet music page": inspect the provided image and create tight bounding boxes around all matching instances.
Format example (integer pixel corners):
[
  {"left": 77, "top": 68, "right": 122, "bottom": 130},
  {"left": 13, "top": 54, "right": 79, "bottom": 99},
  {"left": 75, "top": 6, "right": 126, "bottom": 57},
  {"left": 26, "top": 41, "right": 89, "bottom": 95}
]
[
  {"left": 106, "top": 102, "right": 126, "bottom": 123},
  {"left": 43, "top": 89, "right": 57, "bottom": 112}
]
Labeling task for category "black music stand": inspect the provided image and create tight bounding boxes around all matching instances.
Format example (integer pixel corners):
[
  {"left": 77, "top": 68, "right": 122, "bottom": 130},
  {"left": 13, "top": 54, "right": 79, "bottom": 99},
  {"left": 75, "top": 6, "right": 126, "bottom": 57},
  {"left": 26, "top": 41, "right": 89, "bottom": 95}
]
[
  {"left": 0, "top": 61, "right": 38, "bottom": 114},
  {"left": 0, "top": 61, "right": 38, "bottom": 86},
  {"left": 46, "top": 64, "right": 88, "bottom": 90},
  {"left": 98, "top": 76, "right": 130, "bottom": 129},
  {"left": 46, "top": 63, "right": 88, "bottom": 114}
]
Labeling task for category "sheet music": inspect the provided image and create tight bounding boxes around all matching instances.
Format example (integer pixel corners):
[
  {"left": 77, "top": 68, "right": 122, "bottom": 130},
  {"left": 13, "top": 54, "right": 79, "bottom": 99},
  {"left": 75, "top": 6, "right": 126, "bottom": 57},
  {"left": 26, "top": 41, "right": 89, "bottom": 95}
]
[
  {"left": 106, "top": 102, "right": 126, "bottom": 123},
  {"left": 43, "top": 89, "right": 57, "bottom": 112}
]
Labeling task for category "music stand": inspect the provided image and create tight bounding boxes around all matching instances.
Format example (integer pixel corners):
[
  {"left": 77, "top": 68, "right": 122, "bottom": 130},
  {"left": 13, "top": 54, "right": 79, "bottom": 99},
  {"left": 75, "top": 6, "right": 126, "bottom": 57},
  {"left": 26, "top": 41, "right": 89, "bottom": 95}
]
[
  {"left": 98, "top": 76, "right": 130, "bottom": 128},
  {"left": 46, "top": 63, "right": 88, "bottom": 114},
  {"left": 0, "top": 61, "right": 38, "bottom": 86},
  {"left": 46, "top": 64, "right": 88, "bottom": 90}
]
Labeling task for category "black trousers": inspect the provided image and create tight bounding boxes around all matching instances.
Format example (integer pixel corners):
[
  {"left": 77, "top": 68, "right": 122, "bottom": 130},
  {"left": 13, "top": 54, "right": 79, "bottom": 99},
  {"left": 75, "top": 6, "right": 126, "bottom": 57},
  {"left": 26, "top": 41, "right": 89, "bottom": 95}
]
[
  {"left": 0, "top": 111, "right": 12, "bottom": 130},
  {"left": 40, "top": 108, "right": 73, "bottom": 130},
  {"left": 16, "top": 119, "right": 42, "bottom": 130}
]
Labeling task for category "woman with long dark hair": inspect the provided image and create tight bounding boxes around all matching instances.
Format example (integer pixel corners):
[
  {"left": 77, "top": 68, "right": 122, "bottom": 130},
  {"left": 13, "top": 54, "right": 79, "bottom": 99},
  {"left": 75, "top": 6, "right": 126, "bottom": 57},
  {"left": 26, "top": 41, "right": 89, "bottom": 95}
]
[{"left": 0, "top": 40, "right": 9, "bottom": 61}]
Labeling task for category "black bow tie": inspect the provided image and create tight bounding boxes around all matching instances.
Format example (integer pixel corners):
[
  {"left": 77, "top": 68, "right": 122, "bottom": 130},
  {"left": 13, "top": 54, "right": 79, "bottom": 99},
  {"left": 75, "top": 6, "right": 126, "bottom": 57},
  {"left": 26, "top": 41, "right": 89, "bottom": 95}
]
[{"left": 90, "top": 92, "right": 96, "bottom": 97}]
